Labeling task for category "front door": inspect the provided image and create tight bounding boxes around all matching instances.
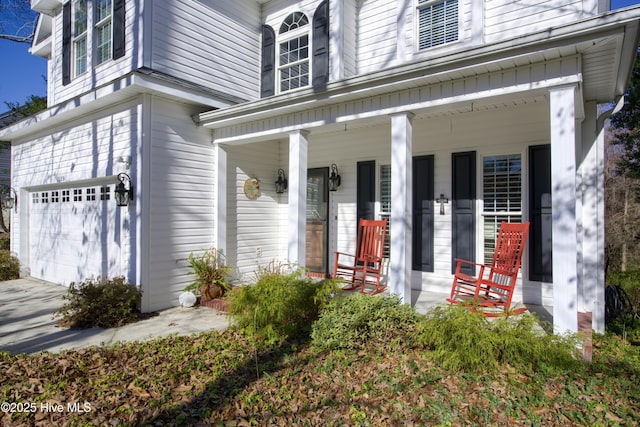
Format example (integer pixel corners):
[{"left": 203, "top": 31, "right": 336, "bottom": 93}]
[{"left": 306, "top": 168, "right": 329, "bottom": 275}]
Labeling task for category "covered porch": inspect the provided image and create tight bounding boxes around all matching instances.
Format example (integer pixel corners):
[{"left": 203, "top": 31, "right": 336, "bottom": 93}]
[{"left": 195, "top": 24, "right": 636, "bottom": 334}]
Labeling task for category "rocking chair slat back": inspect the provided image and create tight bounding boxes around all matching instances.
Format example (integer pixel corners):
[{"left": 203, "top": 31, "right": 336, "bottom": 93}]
[
  {"left": 333, "top": 218, "right": 388, "bottom": 294},
  {"left": 448, "top": 221, "right": 530, "bottom": 316}
]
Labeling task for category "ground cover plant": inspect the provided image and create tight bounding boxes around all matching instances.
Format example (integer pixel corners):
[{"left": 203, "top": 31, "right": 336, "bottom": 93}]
[
  {"left": 1, "top": 293, "right": 639, "bottom": 425},
  {"left": 227, "top": 269, "right": 338, "bottom": 344},
  {"left": 1, "top": 327, "right": 638, "bottom": 425}
]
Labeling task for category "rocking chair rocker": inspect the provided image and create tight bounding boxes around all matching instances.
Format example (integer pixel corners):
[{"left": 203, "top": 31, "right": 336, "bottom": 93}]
[
  {"left": 333, "top": 218, "right": 388, "bottom": 295},
  {"left": 448, "top": 221, "right": 530, "bottom": 317}
]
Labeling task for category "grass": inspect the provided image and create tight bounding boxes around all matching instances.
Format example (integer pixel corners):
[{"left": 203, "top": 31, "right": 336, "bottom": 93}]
[{"left": 1, "top": 321, "right": 639, "bottom": 425}]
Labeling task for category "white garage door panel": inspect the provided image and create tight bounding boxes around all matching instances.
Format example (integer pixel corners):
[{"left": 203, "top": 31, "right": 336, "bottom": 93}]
[{"left": 29, "top": 188, "right": 122, "bottom": 285}]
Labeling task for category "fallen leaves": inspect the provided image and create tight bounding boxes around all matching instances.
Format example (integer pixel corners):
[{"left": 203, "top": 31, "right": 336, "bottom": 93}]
[{"left": 0, "top": 331, "right": 638, "bottom": 425}]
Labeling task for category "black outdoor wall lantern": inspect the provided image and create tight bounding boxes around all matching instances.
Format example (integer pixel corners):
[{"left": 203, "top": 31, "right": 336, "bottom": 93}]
[
  {"left": 328, "top": 163, "right": 341, "bottom": 191},
  {"left": 1, "top": 188, "right": 17, "bottom": 212},
  {"left": 275, "top": 168, "right": 288, "bottom": 194},
  {"left": 115, "top": 173, "right": 134, "bottom": 207}
]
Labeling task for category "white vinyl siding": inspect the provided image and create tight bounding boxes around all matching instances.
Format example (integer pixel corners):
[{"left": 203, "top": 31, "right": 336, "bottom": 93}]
[
  {"left": 356, "top": 0, "right": 397, "bottom": 74},
  {"left": 226, "top": 141, "right": 282, "bottom": 282},
  {"left": 151, "top": 0, "right": 260, "bottom": 101},
  {"left": 146, "top": 97, "right": 216, "bottom": 311},
  {"left": 484, "top": 0, "right": 592, "bottom": 44}
]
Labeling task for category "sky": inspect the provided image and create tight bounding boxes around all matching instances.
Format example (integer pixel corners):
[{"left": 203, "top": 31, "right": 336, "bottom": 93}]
[{"left": 0, "top": 0, "right": 640, "bottom": 112}]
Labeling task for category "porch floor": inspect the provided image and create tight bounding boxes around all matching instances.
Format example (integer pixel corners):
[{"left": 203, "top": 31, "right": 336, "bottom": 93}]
[{"left": 409, "top": 289, "right": 554, "bottom": 326}]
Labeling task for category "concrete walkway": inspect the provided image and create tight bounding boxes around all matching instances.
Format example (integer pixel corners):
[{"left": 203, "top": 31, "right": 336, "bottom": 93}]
[{"left": 0, "top": 278, "right": 230, "bottom": 355}]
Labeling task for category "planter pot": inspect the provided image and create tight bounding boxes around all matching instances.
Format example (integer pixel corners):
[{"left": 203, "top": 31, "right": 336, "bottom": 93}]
[
  {"left": 201, "top": 283, "right": 223, "bottom": 300},
  {"left": 198, "top": 284, "right": 237, "bottom": 313}
]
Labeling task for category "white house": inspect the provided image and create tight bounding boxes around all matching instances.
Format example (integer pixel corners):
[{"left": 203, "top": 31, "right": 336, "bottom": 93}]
[{"left": 1, "top": 0, "right": 639, "bottom": 335}]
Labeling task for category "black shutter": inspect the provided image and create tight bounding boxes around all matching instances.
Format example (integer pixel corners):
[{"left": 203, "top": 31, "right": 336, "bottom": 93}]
[
  {"left": 357, "top": 161, "right": 376, "bottom": 222},
  {"left": 529, "top": 144, "right": 553, "bottom": 282},
  {"left": 452, "top": 151, "right": 476, "bottom": 275},
  {"left": 112, "top": 0, "right": 126, "bottom": 59},
  {"left": 62, "top": 1, "right": 71, "bottom": 86},
  {"left": 261, "top": 25, "right": 276, "bottom": 98},
  {"left": 312, "top": 0, "right": 329, "bottom": 88},
  {"left": 413, "top": 155, "right": 434, "bottom": 272}
]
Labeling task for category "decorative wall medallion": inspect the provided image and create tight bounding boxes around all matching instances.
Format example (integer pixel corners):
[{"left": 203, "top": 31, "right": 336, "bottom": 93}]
[{"left": 243, "top": 178, "right": 260, "bottom": 200}]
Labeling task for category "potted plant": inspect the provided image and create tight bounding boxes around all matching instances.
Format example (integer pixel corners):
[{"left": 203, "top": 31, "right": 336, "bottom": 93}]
[{"left": 183, "top": 247, "right": 232, "bottom": 302}]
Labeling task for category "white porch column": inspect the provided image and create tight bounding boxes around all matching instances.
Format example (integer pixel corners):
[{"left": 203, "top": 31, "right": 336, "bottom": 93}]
[
  {"left": 549, "top": 85, "right": 579, "bottom": 334},
  {"left": 390, "top": 112, "right": 414, "bottom": 304},
  {"left": 581, "top": 101, "right": 606, "bottom": 334},
  {"left": 288, "top": 130, "right": 309, "bottom": 267},
  {"left": 214, "top": 143, "right": 227, "bottom": 256}
]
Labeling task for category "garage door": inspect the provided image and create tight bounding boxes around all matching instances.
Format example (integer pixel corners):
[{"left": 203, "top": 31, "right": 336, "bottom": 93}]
[{"left": 29, "top": 184, "right": 122, "bottom": 285}]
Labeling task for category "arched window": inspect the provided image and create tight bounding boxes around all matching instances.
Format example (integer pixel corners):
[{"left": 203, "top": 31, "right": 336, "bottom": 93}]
[{"left": 278, "top": 12, "right": 310, "bottom": 92}]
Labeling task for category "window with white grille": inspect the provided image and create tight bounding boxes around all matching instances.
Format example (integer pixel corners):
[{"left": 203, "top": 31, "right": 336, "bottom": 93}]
[
  {"left": 73, "top": 0, "right": 88, "bottom": 76},
  {"left": 482, "top": 154, "right": 522, "bottom": 264},
  {"left": 278, "top": 12, "right": 310, "bottom": 93},
  {"left": 417, "top": 0, "right": 459, "bottom": 50},
  {"left": 94, "top": 0, "right": 113, "bottom": 64}
]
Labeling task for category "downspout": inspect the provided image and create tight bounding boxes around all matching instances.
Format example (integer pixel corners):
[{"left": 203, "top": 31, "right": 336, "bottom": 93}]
[{"left": 597, "top": 95, "right": 625, "bottom": 133}]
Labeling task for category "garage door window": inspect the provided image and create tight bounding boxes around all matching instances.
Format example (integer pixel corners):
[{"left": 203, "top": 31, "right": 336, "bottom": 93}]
[{"left": 100, "top": 186, "right": 110, "bottom": 200}]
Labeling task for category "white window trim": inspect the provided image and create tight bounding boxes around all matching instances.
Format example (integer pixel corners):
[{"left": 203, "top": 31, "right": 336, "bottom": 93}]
[
  {"left": 414, "top": 0, "right": 464, "bottom": 53},
  {"left": 277, "top": 14, "right": 312, "bottom": 94},
  {"left": 94, "top": 0, "right": 113, "bottom": 65},
  {"left": 72, "top": 0, "right": 88, "bottom": 78},
  {"left": 478, "top": 150, "right": 527, "bottom": 265}
]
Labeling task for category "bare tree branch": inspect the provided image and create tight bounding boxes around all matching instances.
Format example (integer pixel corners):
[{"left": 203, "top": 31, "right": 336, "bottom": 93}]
[{"left": 0, "top": 0, "right": 37, "bottom": 44}]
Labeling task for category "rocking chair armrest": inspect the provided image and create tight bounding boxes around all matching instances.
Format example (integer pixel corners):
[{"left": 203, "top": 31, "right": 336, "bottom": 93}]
[
  {"left": 453, "top": 258, "right": 486, "bottom": 268},
  {"left": 334, "top": 251, "right": 356, "bottom": 260},
  {"left": 334, "top": 252, "right": 357, "bottom": 267}
]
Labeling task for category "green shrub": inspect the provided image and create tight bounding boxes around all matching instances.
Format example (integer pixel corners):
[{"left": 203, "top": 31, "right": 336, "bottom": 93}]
[
  {"left": 311, "top": 293, "right": 423, "bottom": 351},
  {"left": 0, "top": 250, "right": 20, "bottom": 281},
  {"left": 55, "top": 276, "right": 141, "bottom": 328},
  {"left": 417, "top": 304, "right": 582, "bottom": 374},
  {"left": 607, "top": 270, "right": 640, "bottom": 309},
  {"left": 228, "top": 270, "right": 338, "bottom": 344},
  {"left": 0, "top": 234, "right": 10, "bottom": 250}
]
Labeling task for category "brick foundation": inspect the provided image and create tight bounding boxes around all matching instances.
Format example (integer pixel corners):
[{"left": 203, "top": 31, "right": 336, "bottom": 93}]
[{"left": 578, "top": 311, "right": 593, "bottom": 363}]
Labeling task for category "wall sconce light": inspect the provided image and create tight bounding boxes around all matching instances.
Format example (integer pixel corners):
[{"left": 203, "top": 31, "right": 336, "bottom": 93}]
[
  {"left": 1, "top": 188, "right": 17, "bottom": 212},
  {"left": 328, "top": 163, "right": 341, "bottom": 191},
  {"left": 437, "top": 193, "right": 449, "bottom": 215},
  {"left": 115, "top": 173, "right": 134, "bottom": 207},
  {"left": 275, "top": 168, "right": 288, "bottom": 194}
]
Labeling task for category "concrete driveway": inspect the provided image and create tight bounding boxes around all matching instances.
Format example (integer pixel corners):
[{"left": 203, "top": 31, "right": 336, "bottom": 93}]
[{"left": 0, "top": 278, "right": 229, "bottom": 355}]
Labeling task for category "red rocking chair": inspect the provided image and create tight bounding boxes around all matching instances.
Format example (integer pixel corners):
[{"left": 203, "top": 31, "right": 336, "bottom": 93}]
[
  {"left": 333, "top": 218, "right": 388, "bottom": 295},
  {"left": 447, "top": 221, "right": 530, "bottom": 317}
]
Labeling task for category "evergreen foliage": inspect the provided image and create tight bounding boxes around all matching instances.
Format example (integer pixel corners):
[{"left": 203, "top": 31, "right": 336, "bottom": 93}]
[
  {"left": 418, "top": 304, "right": 582, "bottom": 374},
  {"left": 311, "top": 293, "right": 423, "bottom": 351},
  {"left": 228, "top": 270, "right": 338, "bottom": 344}
]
